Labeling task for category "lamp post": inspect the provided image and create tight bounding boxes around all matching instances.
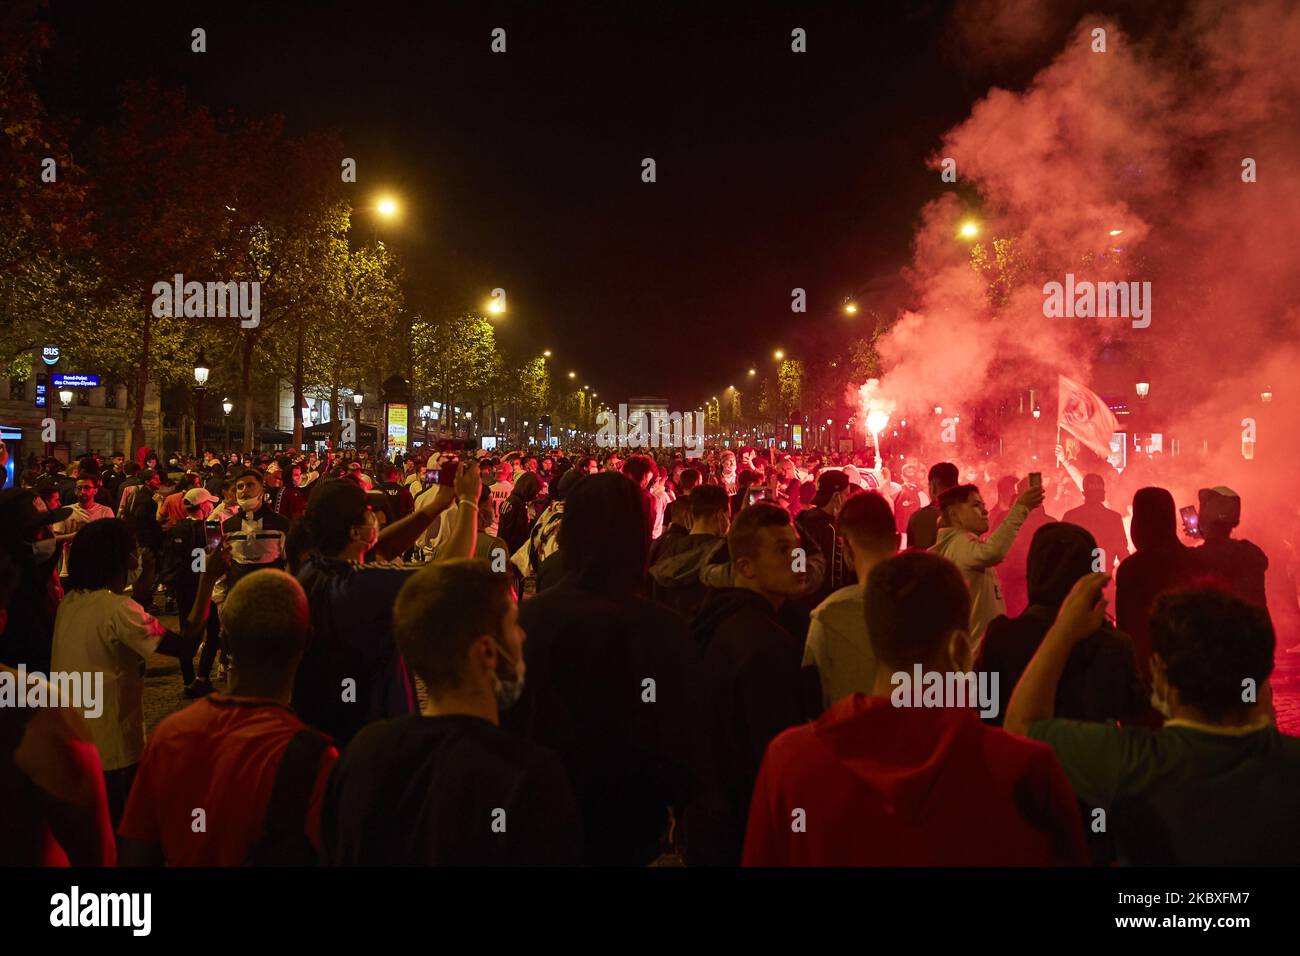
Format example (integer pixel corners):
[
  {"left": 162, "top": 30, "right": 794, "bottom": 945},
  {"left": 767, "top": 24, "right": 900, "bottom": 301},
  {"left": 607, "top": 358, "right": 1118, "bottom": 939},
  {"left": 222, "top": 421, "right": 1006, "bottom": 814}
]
[
  {"left": 1135, "top": 381, "right": 1150, "bottom": 400},
  {"left": 193, "top": 350, "right": 210, "bottom": 456},
  {"left": 222, "top": 397, "right": 233, "bottom": 450},
  {"left": 55, "top": 387, "right": 72, "bottom": 457},
  {"left": 1261, "top": 387, "right": 1273, "bottom": 403}
]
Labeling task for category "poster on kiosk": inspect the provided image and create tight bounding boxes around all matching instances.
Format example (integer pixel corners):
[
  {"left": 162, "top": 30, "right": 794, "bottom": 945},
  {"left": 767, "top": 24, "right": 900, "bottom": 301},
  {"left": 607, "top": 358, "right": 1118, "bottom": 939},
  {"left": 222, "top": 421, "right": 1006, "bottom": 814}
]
[{"left": 386, "top": 403, "right": 408, "bottom": 455}]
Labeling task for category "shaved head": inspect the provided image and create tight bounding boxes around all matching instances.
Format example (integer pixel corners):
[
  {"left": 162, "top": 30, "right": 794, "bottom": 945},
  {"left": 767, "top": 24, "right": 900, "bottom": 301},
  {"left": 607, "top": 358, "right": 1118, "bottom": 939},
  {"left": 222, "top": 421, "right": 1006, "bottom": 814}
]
[{"left": 221, "top": 569, "right": 310, "bottom": 677}]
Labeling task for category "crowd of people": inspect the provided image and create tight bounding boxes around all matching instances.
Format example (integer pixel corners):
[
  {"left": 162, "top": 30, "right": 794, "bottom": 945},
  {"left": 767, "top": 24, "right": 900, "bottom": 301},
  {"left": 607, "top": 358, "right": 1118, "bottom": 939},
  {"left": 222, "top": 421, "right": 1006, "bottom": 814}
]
[{"left": 1, "top": 435, "right": 1297, "bottom": 867}]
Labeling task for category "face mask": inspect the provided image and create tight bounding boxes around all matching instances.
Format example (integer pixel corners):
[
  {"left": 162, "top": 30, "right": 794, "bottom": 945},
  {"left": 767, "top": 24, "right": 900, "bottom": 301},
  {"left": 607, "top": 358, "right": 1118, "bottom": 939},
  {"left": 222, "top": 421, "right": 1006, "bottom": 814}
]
[
  {"left": 29, "top": 537, "right": 58, "bottom": 563},
  {"left": 490, "top": 640, "right": 526, "bottom": 711},
  {"left": 356, "top": 523, "right": 379, "bottom": 551},
  {"left": 237, "top": 496, "right": 263, "bottom": 512},
  {"left": 126, "top": 550, "right": 143, "bottom": 586}
]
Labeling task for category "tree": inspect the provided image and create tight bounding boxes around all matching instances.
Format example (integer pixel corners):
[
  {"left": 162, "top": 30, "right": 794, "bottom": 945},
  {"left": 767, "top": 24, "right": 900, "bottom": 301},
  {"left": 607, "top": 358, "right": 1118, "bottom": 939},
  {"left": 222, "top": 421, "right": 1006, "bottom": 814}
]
[
  {"left": 89, "top": 81, "right": 237, "bottom": 450},
  {"left": 410, "top": 312, "right": 498, "bottom": 431}
]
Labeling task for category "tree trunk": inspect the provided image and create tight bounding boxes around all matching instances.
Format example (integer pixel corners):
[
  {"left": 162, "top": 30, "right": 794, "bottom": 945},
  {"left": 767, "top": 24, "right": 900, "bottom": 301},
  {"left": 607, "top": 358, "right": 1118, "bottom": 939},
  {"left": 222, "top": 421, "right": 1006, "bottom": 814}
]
[
  {"left": 132, "top": 295, "right": 152, "bottom": 451},
  {"left": 240, "top": 333, "right": 256, "bottom": 451},
  {"left": 329, "top": 381, "right": 340, "bottom": 448},
  {"left": 293, "top": 313, "right": 305, "bottom": 449}
]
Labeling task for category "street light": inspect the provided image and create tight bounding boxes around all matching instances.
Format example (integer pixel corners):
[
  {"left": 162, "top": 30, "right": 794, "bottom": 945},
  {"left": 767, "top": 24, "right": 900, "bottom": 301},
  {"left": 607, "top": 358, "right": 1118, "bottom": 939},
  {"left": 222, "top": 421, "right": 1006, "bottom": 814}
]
[
  {"left": 774, "top": 349, "right": 784, "bottom": 361},
  {"left": 843, "top": 301, "right": 858, "bottom": 315},
  {"left": 958, "top": 220, "right": 980, "bottom": 240},
  {"left": 375, "top": 196, "right": 399, "bottom": 219},
  {"left": 352, "top": 391, "right": 363, "bottom": 409},
  {"left": 543, "top": 350, "right": 552, "bottom": 358},
  {"left": 1261, "top": 387, "right": 1273, "bottom": 403},
  {"left": 748, "top": 368, "right": 756, "bottom": 377},
  {"left": 1135, "top": 382, "right": 1150, "bottom": 399},
  {"left": 193, "top": 350, "right": 209, "bottom": 455},
  {"left": 222, "top": 397, "right": 233, "bottom": 449},
  {"left": 568, "top": 371, "right": 576, "bottom": 379}
]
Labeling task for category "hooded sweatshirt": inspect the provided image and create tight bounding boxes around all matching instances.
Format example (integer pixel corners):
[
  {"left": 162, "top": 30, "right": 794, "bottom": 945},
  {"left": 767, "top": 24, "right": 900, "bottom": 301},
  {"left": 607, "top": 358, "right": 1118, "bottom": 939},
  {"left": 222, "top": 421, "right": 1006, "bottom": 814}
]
[
  {"left": 648, "top": 534, "right": 727, "bottom": 619},
  {"left": 979, "top": 523, "right": 1146, "bottom": 726},
  {"left": 742, "top": 695, "right": 1087, "bottom": 866},
  {"left": 1114, "top": 487, "right": 1199, "bottom": 676},
  {"left": 686, "top": 587, "right": 807, "bottom": 866}
]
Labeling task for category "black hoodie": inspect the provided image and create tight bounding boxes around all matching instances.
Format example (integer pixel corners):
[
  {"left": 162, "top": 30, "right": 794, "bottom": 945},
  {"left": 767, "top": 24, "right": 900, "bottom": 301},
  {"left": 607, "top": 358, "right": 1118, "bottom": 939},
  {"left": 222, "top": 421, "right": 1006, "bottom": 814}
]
[
  {"left": 979, "top": 522, "right": 1146, "bottom": 726},
  {"left": 686, "top": 586, "right": 806, "bottom": 865}
]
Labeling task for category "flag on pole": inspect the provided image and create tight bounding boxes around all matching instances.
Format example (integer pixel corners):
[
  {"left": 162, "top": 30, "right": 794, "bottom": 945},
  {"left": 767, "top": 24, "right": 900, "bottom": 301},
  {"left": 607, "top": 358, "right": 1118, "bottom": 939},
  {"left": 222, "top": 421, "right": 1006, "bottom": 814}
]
[{"left": 1058, "top": 374, "right": 1118, "bottom": 460}]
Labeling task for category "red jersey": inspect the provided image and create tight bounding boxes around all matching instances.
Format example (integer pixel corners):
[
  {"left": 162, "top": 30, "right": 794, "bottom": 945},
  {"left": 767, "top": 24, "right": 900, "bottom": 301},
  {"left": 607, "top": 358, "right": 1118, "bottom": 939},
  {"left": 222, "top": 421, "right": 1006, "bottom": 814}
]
[{"left": 118, "top": 694, "right": 337, "bottom": 865}]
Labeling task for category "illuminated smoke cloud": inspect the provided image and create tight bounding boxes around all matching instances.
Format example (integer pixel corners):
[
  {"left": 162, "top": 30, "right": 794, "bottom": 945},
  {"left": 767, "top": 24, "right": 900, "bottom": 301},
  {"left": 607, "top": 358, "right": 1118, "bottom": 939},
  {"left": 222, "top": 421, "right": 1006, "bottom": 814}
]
[{"left": 862, "top": 0, "right": 1300, "bottom": 538}]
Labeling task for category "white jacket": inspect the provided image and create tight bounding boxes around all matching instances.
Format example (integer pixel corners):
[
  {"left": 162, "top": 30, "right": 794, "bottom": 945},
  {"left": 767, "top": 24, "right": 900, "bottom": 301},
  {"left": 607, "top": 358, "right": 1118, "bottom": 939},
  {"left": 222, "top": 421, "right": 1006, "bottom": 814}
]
[{"left": 930, "top": 502, "right": 1028, "bottom": 642}]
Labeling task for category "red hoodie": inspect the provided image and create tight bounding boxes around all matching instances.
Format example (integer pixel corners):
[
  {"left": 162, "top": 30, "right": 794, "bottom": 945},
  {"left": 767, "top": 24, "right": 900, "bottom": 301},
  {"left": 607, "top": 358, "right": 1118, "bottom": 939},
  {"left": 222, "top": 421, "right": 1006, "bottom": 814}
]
[{"left": 742, "top": 695, "right": 1086, "bottom": 866}]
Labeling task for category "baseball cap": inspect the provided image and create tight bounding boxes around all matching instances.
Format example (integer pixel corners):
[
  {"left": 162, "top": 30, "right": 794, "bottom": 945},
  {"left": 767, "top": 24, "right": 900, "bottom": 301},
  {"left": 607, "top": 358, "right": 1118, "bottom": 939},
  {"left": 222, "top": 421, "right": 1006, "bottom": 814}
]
[{"left": 184, "top": 487, "right": 219, "bottom": 509}]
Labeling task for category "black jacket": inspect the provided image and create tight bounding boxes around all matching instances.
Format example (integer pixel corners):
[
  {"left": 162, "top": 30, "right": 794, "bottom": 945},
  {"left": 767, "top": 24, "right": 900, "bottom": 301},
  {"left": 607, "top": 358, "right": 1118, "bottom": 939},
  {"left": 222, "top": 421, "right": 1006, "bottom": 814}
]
[
  {"left": 504, "top": 582, "right": 698, "bottom": 865},
  {"left": 686, "top": 587, "right": 806, "bottom": 865},
  {"left": 497, "top": 493, "right": 534, "bottom": 557}
]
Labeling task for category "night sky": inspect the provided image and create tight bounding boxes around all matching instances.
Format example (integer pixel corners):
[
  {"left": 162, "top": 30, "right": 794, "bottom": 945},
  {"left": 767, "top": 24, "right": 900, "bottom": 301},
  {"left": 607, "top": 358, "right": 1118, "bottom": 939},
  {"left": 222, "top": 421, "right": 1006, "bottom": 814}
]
[{"left": 40, "top": 0, "right": 1066, "bottom": 406}]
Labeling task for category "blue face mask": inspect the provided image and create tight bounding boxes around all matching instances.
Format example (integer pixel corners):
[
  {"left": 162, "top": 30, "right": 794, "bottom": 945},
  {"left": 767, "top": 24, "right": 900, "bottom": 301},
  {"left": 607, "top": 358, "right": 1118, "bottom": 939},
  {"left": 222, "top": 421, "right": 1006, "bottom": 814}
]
[{"left": 491, "top": 640, "right": 526, "bottom": 711}]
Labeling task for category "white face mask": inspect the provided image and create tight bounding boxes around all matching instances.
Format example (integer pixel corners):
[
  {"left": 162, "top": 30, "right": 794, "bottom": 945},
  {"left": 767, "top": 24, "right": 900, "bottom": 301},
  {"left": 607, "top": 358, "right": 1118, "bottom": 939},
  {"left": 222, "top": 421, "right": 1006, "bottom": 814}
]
[
  {"left": 356, "top": 523, "right": 379, "bottom": 551},
  {"left": 490, "top": 639, "right": 526, "bottom": 711},
  {"left": 237, "top": 495, "right": 263, "bottom": 512}
]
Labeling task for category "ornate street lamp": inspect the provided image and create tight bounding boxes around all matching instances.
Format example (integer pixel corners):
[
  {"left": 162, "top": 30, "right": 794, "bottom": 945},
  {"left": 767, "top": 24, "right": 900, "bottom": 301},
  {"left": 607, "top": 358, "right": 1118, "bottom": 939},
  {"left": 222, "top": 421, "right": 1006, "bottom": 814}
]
[{"left": 192, "top": 350, "right": 210, "bottom": 455}]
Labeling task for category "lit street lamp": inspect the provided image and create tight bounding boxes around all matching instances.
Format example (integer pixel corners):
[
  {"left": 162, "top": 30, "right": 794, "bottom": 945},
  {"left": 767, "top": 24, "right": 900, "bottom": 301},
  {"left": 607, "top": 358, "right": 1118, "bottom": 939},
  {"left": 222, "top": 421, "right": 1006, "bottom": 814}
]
[
  {"left": 222, "top": 397, "right": 233, "bottom": 449},
  {"left": 193, "top": 350, "right": 210, "bottom": 455},
  {"left": 1135, "top": 382, "right": 1150, "bottom": 399}
]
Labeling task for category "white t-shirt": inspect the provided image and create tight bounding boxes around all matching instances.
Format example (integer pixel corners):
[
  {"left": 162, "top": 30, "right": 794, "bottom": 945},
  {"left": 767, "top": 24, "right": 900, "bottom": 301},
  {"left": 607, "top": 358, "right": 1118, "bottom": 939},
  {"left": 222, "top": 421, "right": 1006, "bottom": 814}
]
[
  {"left": 52, "top": 502, "right": 115, "bottom": 576},
  {"left": 51, "top": 589, "right": 166, "bottom": 771},
  {"left": 488, "top": 480, "right": 514, "bottom": 536}
]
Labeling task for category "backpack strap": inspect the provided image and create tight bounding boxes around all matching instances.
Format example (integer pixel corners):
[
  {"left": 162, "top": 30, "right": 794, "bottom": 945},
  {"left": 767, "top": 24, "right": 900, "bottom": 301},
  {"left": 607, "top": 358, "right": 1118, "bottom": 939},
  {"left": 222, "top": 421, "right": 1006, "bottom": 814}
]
[{"left": 261, "top": 729, "right": 331, "bottom": 844}]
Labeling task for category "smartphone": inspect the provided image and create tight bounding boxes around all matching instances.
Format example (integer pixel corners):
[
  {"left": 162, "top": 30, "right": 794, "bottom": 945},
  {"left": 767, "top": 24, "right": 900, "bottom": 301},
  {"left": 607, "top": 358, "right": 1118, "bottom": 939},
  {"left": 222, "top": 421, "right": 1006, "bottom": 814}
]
[
  {"left": 746, "top": 488, "right": 765, "bottom": 507},
  {"left": 424, "top": 469, "right": 439, "bottom": 485},
  {"left": 1179, "top": 505, "right": 1201, "bottom": 538},
  {"left": 1028, "top": 472, "right": 1042, "bottom": 489},
  {"left": 204, "top": 521, "right": 224, "bottom": 552}
]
